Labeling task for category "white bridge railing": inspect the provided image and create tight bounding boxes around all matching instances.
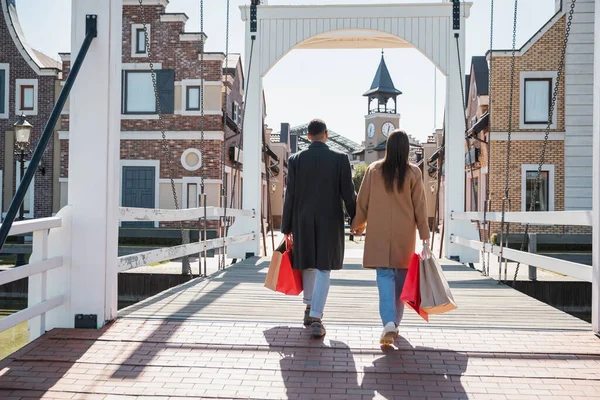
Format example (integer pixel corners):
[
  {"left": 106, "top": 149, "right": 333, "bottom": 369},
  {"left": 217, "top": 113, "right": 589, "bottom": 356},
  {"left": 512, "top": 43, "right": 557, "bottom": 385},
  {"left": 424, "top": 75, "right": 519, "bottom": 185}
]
[
  {"left": 117, "top": 206, "right": 255, "bottom": 272},
  {"left": 451, "top": 210, "right": 593, "bottom": 282},
  {"left": 0, "top": 217, "right": 64, "bottom": 335}
]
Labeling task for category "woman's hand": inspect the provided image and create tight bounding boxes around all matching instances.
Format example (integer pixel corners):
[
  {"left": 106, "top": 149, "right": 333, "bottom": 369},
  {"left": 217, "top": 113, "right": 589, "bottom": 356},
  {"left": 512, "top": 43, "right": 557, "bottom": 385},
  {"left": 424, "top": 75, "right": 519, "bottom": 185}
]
[{"left": 350, "top": 222, "right": 365, "bottom": 237}]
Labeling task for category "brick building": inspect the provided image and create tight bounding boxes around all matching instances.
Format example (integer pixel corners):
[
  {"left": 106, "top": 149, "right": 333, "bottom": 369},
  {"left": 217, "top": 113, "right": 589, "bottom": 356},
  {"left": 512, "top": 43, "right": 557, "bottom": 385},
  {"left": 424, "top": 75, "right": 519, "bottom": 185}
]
[
  {"left": 0, "top": 0, "right": 62, "bottom": 220},
  {"left": 59, "top": 0, "right": 245, "bottom": 238},
  {"left": 483, "top": 2, "right": 593, "bottom": 236}
]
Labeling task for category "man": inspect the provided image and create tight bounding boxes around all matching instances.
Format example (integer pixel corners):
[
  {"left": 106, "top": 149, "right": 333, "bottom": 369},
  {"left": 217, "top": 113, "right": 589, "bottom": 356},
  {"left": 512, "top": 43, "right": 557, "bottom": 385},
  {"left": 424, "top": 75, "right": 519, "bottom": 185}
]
[{"left": 281, "top": 119, "right": 357, "bottom": 338}]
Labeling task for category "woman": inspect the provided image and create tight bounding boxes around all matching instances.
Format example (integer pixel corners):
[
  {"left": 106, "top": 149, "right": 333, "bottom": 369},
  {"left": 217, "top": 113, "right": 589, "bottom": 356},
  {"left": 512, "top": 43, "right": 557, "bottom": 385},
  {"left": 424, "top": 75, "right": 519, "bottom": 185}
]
[{"left": 351, "top": 129, "right": 430, "bottom": 345}]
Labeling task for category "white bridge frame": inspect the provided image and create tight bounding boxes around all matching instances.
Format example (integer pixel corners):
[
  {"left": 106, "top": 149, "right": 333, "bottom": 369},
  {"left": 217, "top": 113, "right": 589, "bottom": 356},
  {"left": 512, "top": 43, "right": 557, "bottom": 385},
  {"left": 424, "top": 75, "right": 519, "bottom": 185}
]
[
  {"left": 0, "top": 0, "right": 598, "bottom": 340},
  {"left": 227, "top": 1, "right": 481, "bottom": 263}
]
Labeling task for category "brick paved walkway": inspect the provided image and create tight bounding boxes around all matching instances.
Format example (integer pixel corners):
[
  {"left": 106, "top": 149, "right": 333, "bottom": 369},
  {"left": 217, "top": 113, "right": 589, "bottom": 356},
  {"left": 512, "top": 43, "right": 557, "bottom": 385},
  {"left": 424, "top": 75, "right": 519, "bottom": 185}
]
[{"left": 0, "top": 256, "right": 599, "bottom": 399}]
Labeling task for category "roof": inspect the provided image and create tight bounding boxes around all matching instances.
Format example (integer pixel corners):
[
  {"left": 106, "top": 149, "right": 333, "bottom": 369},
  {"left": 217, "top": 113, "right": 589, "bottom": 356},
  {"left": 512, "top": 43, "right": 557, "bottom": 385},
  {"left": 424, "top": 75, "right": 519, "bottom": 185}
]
[
  {"left": 3, "top": 0, "right": 60, "bottom": 75},
  {"left": 32, "top": 49, "right": 61, "bottom": 70},
  {"left": 363, "top": 54, "right": 402, "bottom": 97},
  {"left": 471, "top": 56, "right": 489, "bottom": 96},
  {"left": 223, "top": 54, "right": 241, "bottom": 72},
  {"left": 271, "top": 124, "right": 362, "bottom": 154}
]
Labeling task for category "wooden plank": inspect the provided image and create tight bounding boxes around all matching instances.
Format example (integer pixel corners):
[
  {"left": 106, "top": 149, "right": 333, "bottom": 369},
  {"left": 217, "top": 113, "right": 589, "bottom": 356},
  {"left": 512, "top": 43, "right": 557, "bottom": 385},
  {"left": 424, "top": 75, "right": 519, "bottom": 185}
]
[
  {"left": 120, "top": 256, "right": 591, "bottom": 331},
  {"left": 0, "top": 295, "right": 63, "bottom": 333},
  {"left": 0, "top": 217, "right": 62, "bottom": 237}
]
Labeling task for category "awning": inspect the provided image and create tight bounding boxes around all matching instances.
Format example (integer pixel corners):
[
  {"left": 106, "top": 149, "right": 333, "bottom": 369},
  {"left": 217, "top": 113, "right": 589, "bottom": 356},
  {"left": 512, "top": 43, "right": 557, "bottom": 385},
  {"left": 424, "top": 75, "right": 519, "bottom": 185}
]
[
  {"left": 467, "top": 112, "right": 489, "bottom": 137},
  {"left": 428, "top": 146, "right": 444, "bottom": 163}
]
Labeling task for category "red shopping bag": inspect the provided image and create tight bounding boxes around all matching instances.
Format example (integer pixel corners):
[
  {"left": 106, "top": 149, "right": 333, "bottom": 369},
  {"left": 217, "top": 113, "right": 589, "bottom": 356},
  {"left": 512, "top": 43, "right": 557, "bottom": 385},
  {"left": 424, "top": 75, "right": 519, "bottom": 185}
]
[
  {"left": 275, "top": 236, "right": 303, "bottom": 295},
  {"left": 400, "top": 253, "right": 429, "bottom": 322}
]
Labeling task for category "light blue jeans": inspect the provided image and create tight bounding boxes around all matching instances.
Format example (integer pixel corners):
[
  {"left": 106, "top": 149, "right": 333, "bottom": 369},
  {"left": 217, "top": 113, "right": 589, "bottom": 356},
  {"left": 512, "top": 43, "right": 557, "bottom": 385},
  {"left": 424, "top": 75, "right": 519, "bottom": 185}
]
[
  {"left": 376, "top": 268, "right": 408, "bottom": 326},
  {"left": 302, "top": 269, "right": 331, "bottom": 319}
]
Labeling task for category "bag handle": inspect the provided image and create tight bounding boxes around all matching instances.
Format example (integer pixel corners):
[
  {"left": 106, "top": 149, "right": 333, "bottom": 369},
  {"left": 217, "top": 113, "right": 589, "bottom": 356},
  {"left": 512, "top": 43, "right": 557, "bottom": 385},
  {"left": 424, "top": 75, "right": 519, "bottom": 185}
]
[{"left": 286, "top": 234, "right": 293, "bottom": 248}]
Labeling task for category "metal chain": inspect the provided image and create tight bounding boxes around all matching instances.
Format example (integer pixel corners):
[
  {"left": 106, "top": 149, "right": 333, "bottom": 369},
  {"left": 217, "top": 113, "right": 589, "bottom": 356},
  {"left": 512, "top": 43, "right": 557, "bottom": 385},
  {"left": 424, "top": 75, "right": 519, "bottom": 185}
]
[
  {"left": 200, "top": 0, "right": 208, "bottom": 277},
  {"left": 138, "top": 0, "right": 191, "bottom": 275},
  {"left": 481, "top": 0, "right": 494, "bottom": 277},
  {"left": 454, "top": 34, "right": 482, "bottom": 240},
  {"left": 513, "top": 0, "right": 577, "bottom": 283},
  {"left": 220, "top": 0, "right": 231, "bottom": 271},
  {"left": 498, "top": 0, "right": 518, "bottom": 283}
]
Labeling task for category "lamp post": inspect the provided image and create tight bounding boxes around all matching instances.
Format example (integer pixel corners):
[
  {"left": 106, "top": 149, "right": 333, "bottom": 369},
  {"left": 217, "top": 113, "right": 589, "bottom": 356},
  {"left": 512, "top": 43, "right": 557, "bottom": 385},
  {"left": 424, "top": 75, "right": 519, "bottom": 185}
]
[{"left": 12, "top": 114, "right": 32, "bottom": 267}]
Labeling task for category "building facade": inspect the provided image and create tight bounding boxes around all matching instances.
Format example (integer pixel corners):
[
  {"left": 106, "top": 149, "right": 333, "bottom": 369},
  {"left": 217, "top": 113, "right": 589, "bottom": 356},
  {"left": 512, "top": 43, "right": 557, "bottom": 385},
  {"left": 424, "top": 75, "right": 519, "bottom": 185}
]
[
  {"left": 485, "top": 2, "right": 592, "bottom": 236},
  {"left": 59, "top": 0, "right": 245, "bottom": 238},
  {"left": 0, "top": 0, "right": 62, "bottom": 220}
]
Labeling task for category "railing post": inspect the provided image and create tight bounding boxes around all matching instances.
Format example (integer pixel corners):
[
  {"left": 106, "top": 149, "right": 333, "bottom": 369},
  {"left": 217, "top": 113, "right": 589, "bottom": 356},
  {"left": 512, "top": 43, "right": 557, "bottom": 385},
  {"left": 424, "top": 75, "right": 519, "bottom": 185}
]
[
  {"left": 528, "top": 233, "right": 537, "bottom": 281},
  {"left": 67, "top": 0, "right": 122, "bottom": 327},
  {"left": 27, "top": 229, "right": 48, "bottom": 340}
]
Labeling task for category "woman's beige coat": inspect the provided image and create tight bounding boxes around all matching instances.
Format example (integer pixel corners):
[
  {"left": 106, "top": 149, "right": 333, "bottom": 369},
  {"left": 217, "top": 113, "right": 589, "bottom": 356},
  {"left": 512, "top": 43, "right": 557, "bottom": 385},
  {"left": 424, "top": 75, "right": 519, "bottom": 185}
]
[{"left": 353, "top": 161, "right": 430, "bottom": 269}]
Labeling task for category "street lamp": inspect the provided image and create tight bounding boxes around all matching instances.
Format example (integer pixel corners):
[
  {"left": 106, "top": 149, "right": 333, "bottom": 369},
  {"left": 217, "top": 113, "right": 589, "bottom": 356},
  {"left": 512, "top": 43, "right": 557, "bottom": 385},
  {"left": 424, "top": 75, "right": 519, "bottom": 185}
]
[{"left": 12, "top": 114, "right": 32, "bottom": 267}]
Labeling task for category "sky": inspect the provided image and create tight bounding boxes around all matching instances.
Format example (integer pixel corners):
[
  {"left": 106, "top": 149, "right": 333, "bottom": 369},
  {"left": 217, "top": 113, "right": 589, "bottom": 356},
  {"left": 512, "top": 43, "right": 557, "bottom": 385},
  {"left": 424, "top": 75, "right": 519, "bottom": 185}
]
[{"left": 15, "top": 0, "right": 557, "bottom": 145}]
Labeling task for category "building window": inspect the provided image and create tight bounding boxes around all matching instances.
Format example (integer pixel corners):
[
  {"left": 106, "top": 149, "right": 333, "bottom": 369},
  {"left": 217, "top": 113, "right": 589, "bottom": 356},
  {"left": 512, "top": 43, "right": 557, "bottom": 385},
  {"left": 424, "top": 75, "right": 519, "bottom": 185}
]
[
  {"left": 15, "top": 161, "right": 34, "bottom": 218},
  {"left": 136, "top": 28, "right": 147, "bottom": 54},
  {"left": 232, "top": 101, "right": 239, "bottom": 124},
  {"left": 20, "top": 85, "right": 34, "bottom": 111},
  {"left": 131, "top": 24, "right": 149, "bottom": 58},
  {"left": 123, "top": 72, "right": 155, "bottom": 113},
  {"left": 524, "top": 78, "right": 552, "bottom": 124},
  {"left": 521, "top": 164, "right": 554, "bottom": 212},
  {"left": 187, "top": 183, "right": 198, "bottom": 208},
  {"left": 181, "top": 148, "right": 202, "bottom": 171},
  {"left": 186, "top": 86, "right": 201, "bottom": 111},
  {"left": 525, "top": 171, "right": 549, "bottom": 211},
  {"left": 470, "top": 177, "right": 478, "bottom": 212},
  {"left": 15, "top": 79, "right": 38, "bottom": 115},
  {"left": 0, "top": 65, "right": 8, "bottom": 118}
]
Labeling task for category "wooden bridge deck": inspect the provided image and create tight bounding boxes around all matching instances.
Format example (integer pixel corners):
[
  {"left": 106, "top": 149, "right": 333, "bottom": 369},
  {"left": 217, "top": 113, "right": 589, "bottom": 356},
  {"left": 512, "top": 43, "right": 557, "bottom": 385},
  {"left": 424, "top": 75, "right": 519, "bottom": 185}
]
[{"left": 0, "top": 255, "right": 599, "bottom": 399}]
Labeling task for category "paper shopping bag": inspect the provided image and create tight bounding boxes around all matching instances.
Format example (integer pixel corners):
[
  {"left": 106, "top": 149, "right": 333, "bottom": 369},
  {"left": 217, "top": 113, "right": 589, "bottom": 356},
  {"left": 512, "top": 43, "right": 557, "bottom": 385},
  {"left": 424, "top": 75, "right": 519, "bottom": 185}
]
[
  {"left": 264, "top": 239, "right": 287, "bottom": 291},
  {"left": 400, "top": 253, "right": 429, "bottom": 321},
  {"left": 419, "top": 247, "right": 457, "bottom": 315}
]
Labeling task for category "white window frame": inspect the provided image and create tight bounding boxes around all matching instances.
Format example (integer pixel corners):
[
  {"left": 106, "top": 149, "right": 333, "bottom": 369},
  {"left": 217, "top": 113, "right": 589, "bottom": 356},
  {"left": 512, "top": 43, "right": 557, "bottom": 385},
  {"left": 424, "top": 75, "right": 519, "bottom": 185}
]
[
  {"left": 520, "top": 71, "right": 558, "bottom": 130},
  {"left": 131, "top": 24, "right": 150, "bottom": 58},
  {"left": 181, "top": 148, "right": 202, "bottom": 171},
  {"left": 178, "top": 80, "right": 222, "bottom": 116},
  {"left": 0, "top": 64, "right": 9, "bottom": 119},
  {"left": 15, "top": 161, "right": 34, "bottom": 218},
  {"left": 119, "top": 160, "right": 160, "bottom": 228},
  {"left": 122, "top": 70, "right": 156, "bottom": 115},
  {"left": 521, "top": 164, "right": 555, "bottom": 212},
  {"left": 15, "top": 79, "right": 38, "bottom": 116}
]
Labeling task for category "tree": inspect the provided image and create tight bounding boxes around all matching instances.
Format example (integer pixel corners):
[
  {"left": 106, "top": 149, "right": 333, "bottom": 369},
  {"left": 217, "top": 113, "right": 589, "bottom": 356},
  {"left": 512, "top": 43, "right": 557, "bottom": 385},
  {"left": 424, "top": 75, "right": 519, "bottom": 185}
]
[{"left": 352, "top": 164, "right": 368, "bottom": 193}]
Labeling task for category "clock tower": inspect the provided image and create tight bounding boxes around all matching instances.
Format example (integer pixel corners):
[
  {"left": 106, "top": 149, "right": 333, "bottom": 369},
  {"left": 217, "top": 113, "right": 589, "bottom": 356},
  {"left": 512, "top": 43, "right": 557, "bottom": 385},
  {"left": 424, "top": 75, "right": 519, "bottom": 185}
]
[{"left": 363, "top": 51, "right": 402, "bottom": 164}]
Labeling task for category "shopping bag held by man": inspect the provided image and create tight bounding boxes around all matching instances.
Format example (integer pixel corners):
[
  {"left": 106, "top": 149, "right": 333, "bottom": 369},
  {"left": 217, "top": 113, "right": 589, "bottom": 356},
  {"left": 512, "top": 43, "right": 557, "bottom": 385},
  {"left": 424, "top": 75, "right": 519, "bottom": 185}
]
[{"left": 264, "top": 238, "right": 287, "bottom": 291}]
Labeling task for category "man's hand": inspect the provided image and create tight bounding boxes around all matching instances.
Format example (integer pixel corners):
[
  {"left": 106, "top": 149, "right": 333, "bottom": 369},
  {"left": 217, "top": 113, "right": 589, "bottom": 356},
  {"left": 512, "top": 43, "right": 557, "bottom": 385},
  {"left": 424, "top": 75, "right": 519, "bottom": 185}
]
[{"left": 350, "top": 223, "right": 365, "bottom": 237}]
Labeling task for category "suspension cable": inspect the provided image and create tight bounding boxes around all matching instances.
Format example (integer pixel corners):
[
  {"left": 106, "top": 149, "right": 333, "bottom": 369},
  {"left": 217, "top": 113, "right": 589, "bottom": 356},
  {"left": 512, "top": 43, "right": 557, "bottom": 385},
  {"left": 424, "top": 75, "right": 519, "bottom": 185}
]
[
  {"left": 481, "top": 0, "right": 494, "bottom": 277},
  {"left": 498, "top": 0, "right": 519, "bottom": 283},
  {"left": 137, "top": 0, "right": 191, "bottom": 275},
  {"left": 512, "top": 0, "right": 577, "bottom": 284}
]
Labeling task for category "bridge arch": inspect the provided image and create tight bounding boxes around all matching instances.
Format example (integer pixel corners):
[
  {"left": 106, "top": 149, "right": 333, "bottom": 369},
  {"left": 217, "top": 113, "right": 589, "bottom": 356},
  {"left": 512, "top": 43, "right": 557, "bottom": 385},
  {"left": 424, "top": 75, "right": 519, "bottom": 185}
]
[{"left": 228, "top": 2, "right": 480, "bottom": 261}]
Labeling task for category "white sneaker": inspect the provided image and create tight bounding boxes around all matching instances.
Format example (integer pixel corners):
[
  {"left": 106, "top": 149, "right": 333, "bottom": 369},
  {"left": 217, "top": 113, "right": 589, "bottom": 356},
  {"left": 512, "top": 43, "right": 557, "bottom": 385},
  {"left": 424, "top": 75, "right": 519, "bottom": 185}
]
[{"left": 379, "top": 322, "right": 398, "bottom": 346}]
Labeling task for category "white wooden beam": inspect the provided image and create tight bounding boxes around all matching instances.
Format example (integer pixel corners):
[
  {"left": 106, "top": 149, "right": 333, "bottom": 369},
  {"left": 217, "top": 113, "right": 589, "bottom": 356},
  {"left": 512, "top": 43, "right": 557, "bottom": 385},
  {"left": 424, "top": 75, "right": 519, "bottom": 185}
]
[
  {"left": 451, "top": 235, "right": 593, "bottom": 282},
  {"left": 118, "top": 233, "right": 256, "bottom": 272},
  {"left": 452, "top": 211, "right": 594, "bottom": 226},
  {"left": 592, "top": 0, "right": 600, "bottom": 334}
]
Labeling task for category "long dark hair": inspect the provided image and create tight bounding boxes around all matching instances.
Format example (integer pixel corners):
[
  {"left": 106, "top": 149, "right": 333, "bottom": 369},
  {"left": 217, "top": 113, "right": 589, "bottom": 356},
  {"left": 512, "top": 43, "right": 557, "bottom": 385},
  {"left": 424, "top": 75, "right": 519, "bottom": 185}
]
[{"left": 382, "top": 129, "right": 410, "bottom": 193}]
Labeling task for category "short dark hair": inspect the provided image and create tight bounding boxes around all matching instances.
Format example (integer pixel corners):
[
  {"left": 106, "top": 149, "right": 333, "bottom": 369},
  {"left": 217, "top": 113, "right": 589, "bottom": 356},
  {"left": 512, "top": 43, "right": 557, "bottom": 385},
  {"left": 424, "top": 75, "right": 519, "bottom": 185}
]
[{"left": 307, "top": 119, "right": 327, "bottom": 136}]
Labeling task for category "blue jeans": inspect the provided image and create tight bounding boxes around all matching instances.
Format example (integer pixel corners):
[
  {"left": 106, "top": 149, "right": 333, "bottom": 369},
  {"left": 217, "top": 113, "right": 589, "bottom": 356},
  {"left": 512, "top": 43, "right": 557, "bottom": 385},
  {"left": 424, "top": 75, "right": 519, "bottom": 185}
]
[
  {"left": 376, "top": 268, "right": 408, "bottom": 326},
  {"left": 302, "top": 269, "right": 331, "bottom": 319}
]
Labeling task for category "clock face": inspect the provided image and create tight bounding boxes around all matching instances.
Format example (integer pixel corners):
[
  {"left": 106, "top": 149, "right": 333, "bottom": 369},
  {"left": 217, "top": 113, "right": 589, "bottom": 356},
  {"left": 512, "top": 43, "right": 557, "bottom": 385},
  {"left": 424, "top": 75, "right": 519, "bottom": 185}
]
[
  {"left": 382, "top": 122, "right": 395, "bottom": 137},
  {"left": 367, "top": 123, "right": 375, "bottom": 138}
]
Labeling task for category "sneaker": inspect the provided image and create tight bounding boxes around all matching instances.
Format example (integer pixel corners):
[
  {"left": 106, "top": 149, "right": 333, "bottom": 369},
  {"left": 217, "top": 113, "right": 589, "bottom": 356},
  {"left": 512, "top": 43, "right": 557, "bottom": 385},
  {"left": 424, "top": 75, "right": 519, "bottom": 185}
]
[
  {"left": 303, "top": 308, "right": 314, "bottom": 326},
  {"left": 311, "top": 321, "right": 326, "bottom": 338},
  {"left": 380, "top": 322, "right": 398, "bottom": 346}
]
